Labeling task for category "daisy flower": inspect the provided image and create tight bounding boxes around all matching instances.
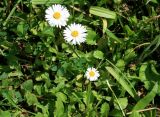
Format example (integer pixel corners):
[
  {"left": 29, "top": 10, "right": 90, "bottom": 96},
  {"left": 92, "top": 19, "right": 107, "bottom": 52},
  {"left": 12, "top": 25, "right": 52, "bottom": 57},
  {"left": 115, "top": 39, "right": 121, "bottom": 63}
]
[
  {"left": 85, "top": 67, "right": 100, "bottom": 81},
  {"left": 63, "top": 23, "right": 87, "bottom": 45},
  {"left": 45, "top": 4, "right": 70, "bottom": 28}
]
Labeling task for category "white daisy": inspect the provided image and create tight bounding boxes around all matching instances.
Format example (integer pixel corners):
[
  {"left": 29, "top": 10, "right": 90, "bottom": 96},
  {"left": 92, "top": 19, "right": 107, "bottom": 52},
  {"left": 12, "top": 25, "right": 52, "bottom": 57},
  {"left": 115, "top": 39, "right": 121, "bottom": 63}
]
[
  {"left": 45, "top": 4, "right": 70, "bottom": 28},
  {"left": 85, "top": 67, "right": 100, "bottom": 81},
  {"left": 63, "top": 23, "right": 87, "bottom": 45}
]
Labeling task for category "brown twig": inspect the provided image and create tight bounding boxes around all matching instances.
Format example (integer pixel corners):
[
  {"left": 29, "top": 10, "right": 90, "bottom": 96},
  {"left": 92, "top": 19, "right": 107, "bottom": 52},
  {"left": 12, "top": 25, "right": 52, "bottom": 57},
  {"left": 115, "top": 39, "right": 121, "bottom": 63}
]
[{"left": 145, "top": 15, "right": 160, "bottom": 23}]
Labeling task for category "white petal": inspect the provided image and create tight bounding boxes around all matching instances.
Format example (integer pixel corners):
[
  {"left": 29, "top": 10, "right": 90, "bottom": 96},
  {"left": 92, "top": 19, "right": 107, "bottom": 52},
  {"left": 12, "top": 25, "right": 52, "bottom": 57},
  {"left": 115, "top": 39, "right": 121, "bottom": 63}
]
[
  {"left": 63, "top": 23, "right": 87, "bottom": 45},
  {"left": 45, "top": 4, "right": 70, "bottom": 28}
]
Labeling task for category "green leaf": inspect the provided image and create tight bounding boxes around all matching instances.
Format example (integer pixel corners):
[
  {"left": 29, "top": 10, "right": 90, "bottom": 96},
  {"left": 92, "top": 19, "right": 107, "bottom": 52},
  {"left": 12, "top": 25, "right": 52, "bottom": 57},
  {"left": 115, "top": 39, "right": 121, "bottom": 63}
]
[
  {"left": 146, "top": 0, "right": 158, "bottom": 4},
  {"left": 89, "top": 6, "right": 116, "bottom": 19},
  {"left": 0, "top": 111, "right": 11, "bottom": 117},
  {"left": 93, "top": 50, "right": 104, "bottom": 59},
  {"left": 109, "top": 109, "right": 123, "bottom": 117},
  {"left": 124, "top": 48, "right": 136, "bottom": 63},
  {"left": 25, "top": 92, "right": 39, "bottom": 106},
  {"left": 34, "top": 85, "right": 42, "bottom": 95},
  {"left": 105, "top": 28, "right": 122, "bottom": 43},
  {"left": 8, "top": 71, "right": 23, "bottom": 77},
  {"left": 56, "top": 92, "right": 67, "bottom": 103},
  {"left": 25, "top": 44, "right": 33, "bottom": 53},
  {"left": 100, "top": 102, "right": 110, "bottom": 117},
  {"left": 124, "top": 25, "right": 135, "bottom": 36},
  {"left": 0, "top": 41, "right": 13, "bottom": 50},
  {"left": 21, "top": 80, "right": 33, "bottom": 92},
  {"left": 139, "top": 35, "right": 160, "bottom": 61},
  {"left": 35, "top": 113, "right": 45, "bottom": 117},
  {"left": 139, "top": 63, "right": 148, "bottom": 82},
  {"left": 139, "top": 61, "right": 160, "bottom": 91},
  {"left": 2, "top": 91, "right": 19, "bottom": 108},
  {"left": 36, "top": 104, "right": 49, "bottom": 116},
  {"left": 86, "top": 29, "right": 98, "bottom": 45},
  {"left": 54, "top": 98, "right": 64, "bottom": 117},
  {"left": 0, "top": 72, "right": 8, "bottom": 80},
  {"left": 129, "top": 111, "right": 141, "bottom": 117},
  {"left": 102, "top": 18, "right": 107, "bottom": 33},
  {"left": 36, "top": 72, "right": 49, "bottom": 81},
  {"left": 116, "top": 59, "right": 125, "bottom": 71},
  {"left": 17, "top": 21, "right": 28, "bottom": 36},
  {"left": 114, "top": 98, "right": 128, "bottom": 110},
  {"left": 106, "top": 67, "right": 137, "bottom": 99},
  {"left": 31, "top": 0, "right": 63, "bottom": 4},
  {"left": 0, "top": 32, "right": 7, "bottom": 37},
  {"left": 41, "top": 27, "right": 53, "bottom": 36},
  {"left": 132, "top": 83, "right": 158, "bottom": 111}
]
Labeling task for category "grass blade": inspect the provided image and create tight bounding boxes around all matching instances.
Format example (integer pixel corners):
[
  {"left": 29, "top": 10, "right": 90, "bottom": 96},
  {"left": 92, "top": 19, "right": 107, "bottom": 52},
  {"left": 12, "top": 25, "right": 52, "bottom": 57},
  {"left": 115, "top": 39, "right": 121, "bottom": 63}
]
[
  {"left": 132, "top": 83, "right": 158, "bottom": 111},
  {"left": 89, "top": 6, "right": 116, "bottom": 19},
  {"left": 106, "top": 67, "right": 137, "bottom": 99},
  {"left": 31, "top": 0, "right": 63, "bottom": 4}
]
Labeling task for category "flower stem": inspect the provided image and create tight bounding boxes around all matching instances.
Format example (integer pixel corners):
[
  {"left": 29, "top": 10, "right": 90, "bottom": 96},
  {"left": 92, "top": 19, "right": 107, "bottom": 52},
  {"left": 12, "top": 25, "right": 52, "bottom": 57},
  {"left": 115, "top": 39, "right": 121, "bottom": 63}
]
[
  {"left": 68, "top": 44, "right": 80, "bottom": 58},
  {"left": 106, "top": 80, "right": 126, "bottom": 117},
  {"left": 86, "top": 82, "right": 91, "bottom": 116}
]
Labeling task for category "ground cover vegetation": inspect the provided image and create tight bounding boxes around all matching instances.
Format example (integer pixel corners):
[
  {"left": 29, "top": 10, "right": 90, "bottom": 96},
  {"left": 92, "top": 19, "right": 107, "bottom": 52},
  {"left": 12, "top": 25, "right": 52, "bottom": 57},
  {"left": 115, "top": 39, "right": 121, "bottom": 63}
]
[{"left": 0, "top": 0, "right": 160, "bottom": 116}]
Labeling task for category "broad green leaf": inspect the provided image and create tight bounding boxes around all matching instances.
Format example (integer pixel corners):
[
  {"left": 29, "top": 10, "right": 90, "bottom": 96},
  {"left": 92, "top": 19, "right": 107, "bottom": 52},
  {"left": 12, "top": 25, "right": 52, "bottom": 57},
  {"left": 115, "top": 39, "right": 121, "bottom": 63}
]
[
  {"left": 0, "top": 41, "right": 13, "bottom": 50},
  {"left": 139, "top": 61, "right": 160, "bottom": 91},
  {"left": 100, "top": 102, "right": 110, "bottom": 117},
  {"left": 31, "top": 0, "right": 63, "bottom": 4},
  {"left": 106, "top": 67, "right": 137, "bottom": 99},
  {"left": 109, "top": 109, "right": 123, "bottom": 117},
  {"left": 132, "top": 83, "right": 158, "bottom": 111},
  {"left": 2, "top": 91, "right": 19, "bottom": 108},
  {"left": 90, "top": 6, "right": 116, "bottom": 19},
  {"left": 17, "top": 21, "right": 29, "bottom": 36},
  {"left": 129, "top": 16, "right": 138, "bottom": 24},
  {"left": 36, "top": 104, "right": 49, "bottom": 116},
  {"left": 124, "top": 25, "right": 135, "bottom": 36},
  {"left": 71, "top": 92, "right": 84, "bottom": 103},
  {"left": 25, "top": 92, "right": 39, "bottom": 106},
  {"left": 0, "top": 32, "right": 7, "bottom": 37},
  {"left": 8, "top": 71, "right": 23, "bottom": 77},
  {"left": 114, "top": 98, "right": 128, "bottom": 110},
  {"left": 34, "top": 85, "right": 42, "bottom": 95},
  {"left": 114, "top": 0, "right": 122, "bottom": 4},
  {"left": 86, "top": 29, "right": 98, "bottom": 45},
  {"left": 35, "top": 113, "right": 45, "bottom": 117},
  {"left": 25, "top": 44, "right": 33, "bottom": 53},
  {"left": 12, "top": 110, "right": 22, "bottom": 117},
  {"left": 124, "top": 48, "right": 137, "bottom": 63},
  {"left": 56, "top": 92, "right": 67, "bottom": 103},
  {"left": 93, "top": 50, "right": 104, "bottom": 59},
  {"left": 41, "top": 27, "right": 53, "bottom": 36},
  {"left": 105, "top": 28, "right": 122, "bottom": 43},
  {"left": 116, "top": 59, "right": 125, "bottom": 71},
  {"left": 21, "top": 80, "right": 33, "bottom": 92},
  {"left": 140, "top": 62, "right": 160, "bottom": 81},
  {"left": 36, "top": 72, "right": 49, "bottom": 81},
  {"left": 0, "top": 111, "right": 11, "bottom": 117},
  {"left": 0, "top": 72, "right": 8, "bottom": 80},
  {"left": 139, "top": 63, "right": 148, "bottom": 82},
  {"left": 129, "top": 111, "right": 141, "bottom": 117},
  {"left": 54, "top": 98, "right": 64, "bottom": 117}
]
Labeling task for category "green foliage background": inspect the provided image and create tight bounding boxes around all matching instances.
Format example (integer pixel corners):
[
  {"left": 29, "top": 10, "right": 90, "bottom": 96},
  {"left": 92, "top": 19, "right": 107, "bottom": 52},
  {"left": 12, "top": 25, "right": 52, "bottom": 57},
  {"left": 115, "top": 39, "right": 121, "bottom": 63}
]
[{"left": 0, "top": 0, "right": 160, "bottom": 116}]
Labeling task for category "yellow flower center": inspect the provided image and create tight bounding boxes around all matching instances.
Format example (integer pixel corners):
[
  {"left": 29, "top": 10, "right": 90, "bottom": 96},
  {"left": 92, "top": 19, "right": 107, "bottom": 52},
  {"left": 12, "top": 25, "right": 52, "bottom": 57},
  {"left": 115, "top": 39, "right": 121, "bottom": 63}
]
[
  {"left": 71, "top": 30, "right": 79, "bottom": 37},
  {"left": 89, "top": 71, "right": 95, "bottom": 77},
  {"left": 53, "top": 12, "right": 61, "bottom": 19}
]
